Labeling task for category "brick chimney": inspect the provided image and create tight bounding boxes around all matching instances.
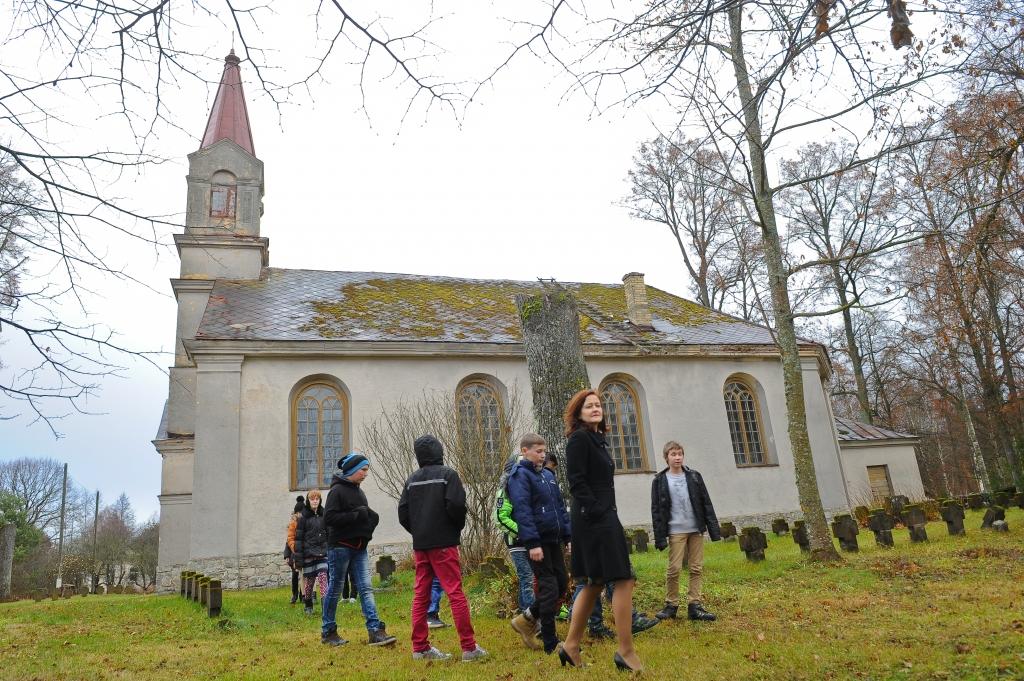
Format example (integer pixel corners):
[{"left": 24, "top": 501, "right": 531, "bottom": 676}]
[{"left": 622, "top": 272, "right": 653, "bottom": 328}]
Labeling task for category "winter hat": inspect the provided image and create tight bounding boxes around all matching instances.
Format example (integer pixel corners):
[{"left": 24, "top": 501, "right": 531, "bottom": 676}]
[
  {"left": 338, "top": 452, "right": 370, "bottom": 478},
  {"left": 293, "top": 495, "right": 305, "bottom": 513}
]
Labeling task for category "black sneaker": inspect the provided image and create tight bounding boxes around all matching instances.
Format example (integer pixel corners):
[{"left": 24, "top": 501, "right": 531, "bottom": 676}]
[
  {"left": 631, "top": 614, "right": 660, "bottom": 634},
  {"left": 426, "top": 613, "right": 448, "bottom": 629},
  {"left": 321, "top": 629, "right": 348, "bottom": 646},
  {"left": 688, "top": 602, "right": 716, "bottom": 621},
  {"left": 588, "top": 623, "right": 615, "bottom": 640},
  {"left": 655, "top": 603, "right": 678, "bottom": 620},
  {"left": 368, "top": 627, "right": 397, "bottom": 646}
]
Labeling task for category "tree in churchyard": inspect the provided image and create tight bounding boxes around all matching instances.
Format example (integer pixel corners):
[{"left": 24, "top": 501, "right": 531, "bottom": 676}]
[
  {"left": 778, "top": 141, "right": 908, "bottom": 425},
  {"left": 131, "top": 516, "right": 160, "bottom": 588},
  {"left": 0, "top": 457, "right": 65, "bottom": 533},
  {"left": 0, "top": 491, "right": 46, "bottom": 564},
  {"left": 894, "top": 100, "right": 1024, "bottom": 488},
  {"left": 361, "top": 387, "right": 529, "bottom": 568},
  {"left": 625, "top": 136, "right": 763, "bottom": 314},
  {"left": 515, "top": 291, "right": 591, "bottom": 495}
]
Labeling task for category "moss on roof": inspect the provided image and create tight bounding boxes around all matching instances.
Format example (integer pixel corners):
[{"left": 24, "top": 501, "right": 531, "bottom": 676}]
[{"left": 297, "top": 277, "right": 723, "bottom": 342}]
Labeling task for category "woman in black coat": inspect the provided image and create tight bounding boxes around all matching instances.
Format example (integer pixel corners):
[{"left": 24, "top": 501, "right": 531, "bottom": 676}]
[{"left": 557, "top": 389, "right": 643, "bottom": 672}]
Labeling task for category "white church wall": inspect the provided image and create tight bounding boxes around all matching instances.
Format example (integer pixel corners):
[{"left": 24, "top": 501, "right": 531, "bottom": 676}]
[
  {"left": 234, "top": 355, "right": 535, "bottom": 557},
  {"left": 225, "top": 352, "right": 847, "bottom": 561}
]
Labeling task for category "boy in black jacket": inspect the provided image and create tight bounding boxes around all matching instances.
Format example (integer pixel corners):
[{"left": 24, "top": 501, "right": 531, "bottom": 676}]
[
  {"left": 320, "top": 453, "right": 397, "bottom": 647},
  {"left": 506, "top": 433, "right": 571, "bottom": 654},
  {"left": 398, "top": 435, "right": 487, "bottom": 662},
  {"left": 650, "top": 440, "right": 721, "bottom": 621}
]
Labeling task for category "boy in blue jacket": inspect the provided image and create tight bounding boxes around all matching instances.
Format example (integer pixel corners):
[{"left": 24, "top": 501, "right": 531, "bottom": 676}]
[{"left": 507, "top": 433, "right": 571, "bottom": 654}]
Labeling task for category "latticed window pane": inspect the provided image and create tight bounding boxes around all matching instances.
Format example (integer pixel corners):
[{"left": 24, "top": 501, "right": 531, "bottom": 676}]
[
  {"left": 601, "top": 382, "right": 644, "bottom": 471},
  {"left": 724, "top": 382, "right": 765, "bottom": 466},
  {"left": 321, "top": 397, "right": 344, "bottom": 487},
  {"left": 457, "top": 383, "right": 502, "bottom": 458},
  {"left": 293, "top": 384, "right": 346, "bottom": 489},
  {"left": 296, "top": 397, "right": 319, "bottom": 488}
]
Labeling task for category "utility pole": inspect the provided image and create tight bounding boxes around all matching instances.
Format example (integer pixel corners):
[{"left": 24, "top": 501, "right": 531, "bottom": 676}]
[
  {"left": 55, "top": 463, "right": 68, "bottom": 590},
  {"left": 92, "top": 490, "right": 100, "bottom": 592}
]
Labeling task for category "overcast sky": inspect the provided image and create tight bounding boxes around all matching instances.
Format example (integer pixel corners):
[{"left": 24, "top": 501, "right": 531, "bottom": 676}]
[{"left": 1, "top": 2, "right": 708, "bottom": 522}]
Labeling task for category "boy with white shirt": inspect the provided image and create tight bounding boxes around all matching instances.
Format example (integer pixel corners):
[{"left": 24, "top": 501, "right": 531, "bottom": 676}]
[{"left": 650, "top": 440, "right": 721, "bottom": 621}]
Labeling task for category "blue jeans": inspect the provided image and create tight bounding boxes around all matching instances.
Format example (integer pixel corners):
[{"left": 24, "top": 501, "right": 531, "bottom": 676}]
[
  {"left": 428, "top": 576, "right": 445, "bottom": 615},
  {"left": 508, "top": 548, "right": 536, "bottom": 612},
  {"left": 322, "top": 546, "right": 383, "bottom": 636}
]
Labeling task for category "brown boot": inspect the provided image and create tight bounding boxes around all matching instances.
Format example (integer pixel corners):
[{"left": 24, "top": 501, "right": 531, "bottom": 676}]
[{"left": 511, "top": 612, "right": 540, "bottom": 650}]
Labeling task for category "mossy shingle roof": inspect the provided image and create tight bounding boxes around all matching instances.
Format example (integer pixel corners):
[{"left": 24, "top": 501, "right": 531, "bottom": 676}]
[{"left": 194, "top": 268, "right": 783, "bottom": 346}]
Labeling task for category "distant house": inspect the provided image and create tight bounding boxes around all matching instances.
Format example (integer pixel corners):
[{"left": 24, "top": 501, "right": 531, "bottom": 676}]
[
  {"left": 152, "top": 53, "right": 864, "bottom": 592},
  {"left": 834, "top": 417, "right": 925, "bottom": 505}
]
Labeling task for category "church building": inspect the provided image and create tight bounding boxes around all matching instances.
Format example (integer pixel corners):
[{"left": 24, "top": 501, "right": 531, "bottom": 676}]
[{"left": 152, "top": 53, "right": 915, "bottom": 592}]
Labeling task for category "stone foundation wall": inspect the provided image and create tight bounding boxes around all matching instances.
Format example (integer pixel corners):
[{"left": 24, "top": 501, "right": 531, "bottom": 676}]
[{"left": 156, "top": 542, "right": 415, "bottom": 594}]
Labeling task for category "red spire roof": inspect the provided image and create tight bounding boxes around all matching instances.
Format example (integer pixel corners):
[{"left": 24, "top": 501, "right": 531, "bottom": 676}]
[{"left": 200, "top": 50, "right": 255, "bottom": 155}]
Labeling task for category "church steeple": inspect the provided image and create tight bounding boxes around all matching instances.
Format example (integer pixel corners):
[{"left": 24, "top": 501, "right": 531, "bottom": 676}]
[
  {"left": 200, "top": 50, "right": 255, "bottom": 155},
  {"left": 181, "top": 48, "right": 265, "bottom": 240}
]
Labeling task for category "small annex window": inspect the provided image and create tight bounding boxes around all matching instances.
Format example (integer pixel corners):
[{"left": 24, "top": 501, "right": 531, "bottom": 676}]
[
  {"left": 292, "top": 381, "right": 348, "bottom": 490},
  {"left": 456, "top": 381, "right": 503, "bottom": 457},
  {"left": 723, "top": 380, "right": 768, "bottom": 466},
  {"left": 600, "top": 379, "right": 647, "bottom": 472}
]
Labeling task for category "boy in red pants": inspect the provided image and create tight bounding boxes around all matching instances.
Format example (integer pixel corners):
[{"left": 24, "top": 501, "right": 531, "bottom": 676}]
[{"left": 398, "top": 435, "right": 487, "bottom": 662}]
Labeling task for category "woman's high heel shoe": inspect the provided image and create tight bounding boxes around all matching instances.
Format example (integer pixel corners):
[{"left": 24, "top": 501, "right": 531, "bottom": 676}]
[
  {"left": 613, "top": 652, "right": 642, "bottom": 672},
  {"left": 557, "top": 643, "right": 581, "bottom": 667}
]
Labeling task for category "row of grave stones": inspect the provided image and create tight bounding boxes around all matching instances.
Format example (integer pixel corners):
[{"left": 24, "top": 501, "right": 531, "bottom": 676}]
[
  {"left": 179, "top": 571, "right": 222, "bottom": 617},
  {"left": 726, "top": 497, "right": 1014, "bottom": 561},
  {"left": 28, "top": 583, "right": 133, "bottom": 601}
]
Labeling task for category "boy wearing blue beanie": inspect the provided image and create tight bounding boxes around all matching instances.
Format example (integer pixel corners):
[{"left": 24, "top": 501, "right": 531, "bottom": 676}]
[{"left": 320, "top": 452, "right": 397, "bottom": 648}]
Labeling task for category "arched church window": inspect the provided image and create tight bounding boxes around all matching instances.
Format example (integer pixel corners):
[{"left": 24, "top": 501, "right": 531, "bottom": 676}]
[
  {"left": 600, "top": 380, "right": 647, "bottom": 471},
  {"left": 292, "top": 382, "right": 347, "bottom": 489},
  {"left": 723, "top": 380, "right": 767, "bottom": 466},
  {"left": 456, "top": 381, "right": 503, "bottom": 457}
]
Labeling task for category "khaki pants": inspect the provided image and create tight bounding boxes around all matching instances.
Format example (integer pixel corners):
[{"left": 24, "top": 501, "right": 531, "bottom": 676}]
[{"left": 665, "top": 532, "right": 704, "bottom": 606}]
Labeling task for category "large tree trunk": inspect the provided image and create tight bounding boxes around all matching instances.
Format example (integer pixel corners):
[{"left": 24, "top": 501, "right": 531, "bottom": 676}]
[
  {"left": 728, "top": 5, "right": 841, "bottom": 562},
  {"left": 515, "top": 291, "right": 591, "bottom": 495}
]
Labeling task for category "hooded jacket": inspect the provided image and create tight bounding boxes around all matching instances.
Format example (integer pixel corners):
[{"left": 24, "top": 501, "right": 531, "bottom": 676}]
[
  {"left": 293, "top": 502, "right": 328, "bottom": 566},
  {"left": 506, "top": 459, "right": 571, "bottom": 550},
  {"left": 397, "top": 435, "right": 468, "bottom": 550},
  {"left": 650, "top": 465, "right": 721, "bottom": 549},
  {"left": 324, "top": 472, "right": 380, "bottom": 549}
]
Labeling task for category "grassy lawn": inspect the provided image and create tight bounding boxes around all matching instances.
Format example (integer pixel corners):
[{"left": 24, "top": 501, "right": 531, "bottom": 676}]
[{"left": 2, "top": 508, "right": 1023, "bottom": 680}]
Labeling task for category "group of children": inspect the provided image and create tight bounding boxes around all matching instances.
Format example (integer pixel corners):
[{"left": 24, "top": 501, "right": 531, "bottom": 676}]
[{"left": 282, "top": 430, "right": 721, "bottom": 664}]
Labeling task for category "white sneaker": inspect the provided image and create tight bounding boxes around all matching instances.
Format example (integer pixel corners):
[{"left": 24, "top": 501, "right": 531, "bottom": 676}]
[
  {"left": 412, "top": 646, "right": 451, "bottom": 661},
  {"left": 462, "top": 645, "right": 488, "bottom": 662}
]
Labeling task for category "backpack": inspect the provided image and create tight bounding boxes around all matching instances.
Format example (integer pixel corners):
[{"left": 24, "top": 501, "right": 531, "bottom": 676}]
[{"left": 494, "top": 459, "right": 520, "bottom": 544}]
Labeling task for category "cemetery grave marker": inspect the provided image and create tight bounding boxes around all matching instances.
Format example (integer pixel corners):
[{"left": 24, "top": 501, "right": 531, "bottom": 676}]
[
  {"left": 830, "top": 514, "right": 859, "bottom": 552},
  {"left": 738, "top": 526, "right": 767, "bottom": 561},
  {"left": 940, "top": 501, "right": 966, "bottom": 536},
  {"left": 903, "top": 504, "right": 928, "bottom": 542},
  {"left": 771, "top": 518, "right": 790, "bottom": 536},
  {"left": 792, "top": 521, "right": 810, "bottom": 552},
  {"left": 867, "top": 510, "right": 895, "bottom": 547},
  {"left": 981, "top": 506, "right": 1005, "bottom": 529}
]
